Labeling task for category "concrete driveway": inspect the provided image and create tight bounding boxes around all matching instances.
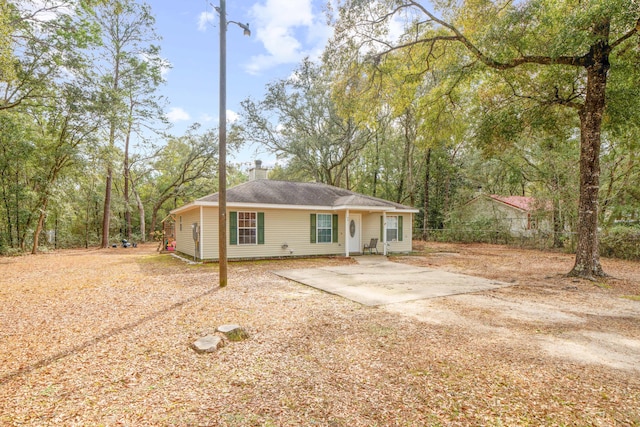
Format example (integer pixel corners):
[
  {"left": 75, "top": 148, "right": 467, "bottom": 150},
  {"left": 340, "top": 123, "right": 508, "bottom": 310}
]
[{"left": 273, "top": 255, "right": 511, "bottom": 306}]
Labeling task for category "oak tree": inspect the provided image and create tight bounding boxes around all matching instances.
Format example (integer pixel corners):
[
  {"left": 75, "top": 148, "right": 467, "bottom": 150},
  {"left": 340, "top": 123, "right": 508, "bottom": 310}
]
[{"left": 332, "top": 0, "right": 640, "bottom": 278}]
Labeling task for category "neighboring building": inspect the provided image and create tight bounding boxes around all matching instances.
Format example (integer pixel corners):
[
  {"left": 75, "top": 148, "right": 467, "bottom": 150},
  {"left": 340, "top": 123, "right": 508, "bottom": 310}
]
[
  {"left": 455, "top": 194, "right": 552, "bottom": 236},
  {"left": 170, "top": 162, "right": 418, "bottom": 261}
]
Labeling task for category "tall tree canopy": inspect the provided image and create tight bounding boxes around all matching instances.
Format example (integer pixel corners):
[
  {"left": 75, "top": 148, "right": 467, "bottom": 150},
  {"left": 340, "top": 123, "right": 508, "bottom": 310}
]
[
  {"left": 240, "top": 59, "right": 372, "bottom": 187},
  {"left": 331, "top": 0, "right": 640, "bottom": 279},
  {"left": 92, "top": 0, "right": 164, "bottom": 248}
]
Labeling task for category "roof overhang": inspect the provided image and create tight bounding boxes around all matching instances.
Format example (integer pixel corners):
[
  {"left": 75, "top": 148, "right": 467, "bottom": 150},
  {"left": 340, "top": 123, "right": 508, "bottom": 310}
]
[
  {"left": 333, "top": 204, "right": 419, "bottom": 213},
  {"left": 171, "top": 201, "right": 418, "bottom": 214}
]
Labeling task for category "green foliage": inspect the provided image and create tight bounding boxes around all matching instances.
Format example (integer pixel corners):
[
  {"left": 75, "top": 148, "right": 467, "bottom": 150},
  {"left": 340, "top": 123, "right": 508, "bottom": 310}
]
[
  {"left": 240, "top": 59, "right": 372, "bottom": 187},
  {"left": 600, "top": 225, "right": 640, "bottom": 260},
  {"left": 438, "top": 217, "right": 513, "bottom": 244},
  {"left": 0, "top": 0, "right": 16, "bottom": 82},
  {"left": 2, "top": 0, "right": 639, "bottom": 256}
]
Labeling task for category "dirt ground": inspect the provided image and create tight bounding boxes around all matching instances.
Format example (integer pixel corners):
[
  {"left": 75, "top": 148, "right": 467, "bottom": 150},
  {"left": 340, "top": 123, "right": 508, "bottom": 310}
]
[{"left": 0, "top": 242, "right": 639, "bottom": 426}]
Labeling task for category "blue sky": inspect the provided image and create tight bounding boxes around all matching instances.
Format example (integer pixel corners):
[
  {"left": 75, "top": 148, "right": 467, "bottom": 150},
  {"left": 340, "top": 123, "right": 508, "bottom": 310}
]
[{"left": 151, "top": 0, "right": 333, "bottom": 167}]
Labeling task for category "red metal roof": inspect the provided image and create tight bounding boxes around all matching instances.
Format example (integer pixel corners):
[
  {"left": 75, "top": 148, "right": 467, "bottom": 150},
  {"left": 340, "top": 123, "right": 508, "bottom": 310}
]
[{"left": 489, "top": 195, "right": 539, "bottom": 211}]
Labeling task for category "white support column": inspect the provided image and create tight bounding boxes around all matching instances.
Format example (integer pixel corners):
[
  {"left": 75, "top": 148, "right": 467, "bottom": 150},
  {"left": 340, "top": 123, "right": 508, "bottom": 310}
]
[
  {"left": 344, "top": 209, "right": 350, "bottom": 257},
  {"left": 383, "top": 212, "right": 387, "bottom": 256}
]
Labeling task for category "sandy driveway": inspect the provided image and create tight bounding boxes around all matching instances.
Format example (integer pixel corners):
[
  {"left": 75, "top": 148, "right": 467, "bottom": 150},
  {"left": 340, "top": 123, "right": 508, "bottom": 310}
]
[
  {"left": 389, "top": 244, "right": 640, "bottom": 373},
  {"left": 385, "top": 281, "right": 640, "bottom": 372},
  {"left": 275, "top": 249, "right": 640, "bottom": 372}
]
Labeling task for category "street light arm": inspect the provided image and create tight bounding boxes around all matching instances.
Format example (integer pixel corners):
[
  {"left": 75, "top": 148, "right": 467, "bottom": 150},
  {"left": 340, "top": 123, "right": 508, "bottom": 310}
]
[
  {"left": 213, "top": 4, "right": 251, "bottom": 36},
  {"left": 228, "top": 21, "right": 251, "bottom": 37}
]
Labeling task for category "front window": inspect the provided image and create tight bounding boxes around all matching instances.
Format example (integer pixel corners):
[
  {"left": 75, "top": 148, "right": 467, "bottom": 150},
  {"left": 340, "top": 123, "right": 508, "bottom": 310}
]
[
  {"left": 317, "top": 213, "right": 332, "bottom": 243},
  {"left": 238, "top": 212, "right": 257, "bottom": 244},
  {"left": 386, "top": 216, "right": 398, "bottom": 241}
]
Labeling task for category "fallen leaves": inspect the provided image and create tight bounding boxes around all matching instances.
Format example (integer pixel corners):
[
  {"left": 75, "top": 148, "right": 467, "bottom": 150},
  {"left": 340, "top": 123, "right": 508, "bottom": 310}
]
[{"left": 0, "top": 243, "right": 638, "bottom": 426}]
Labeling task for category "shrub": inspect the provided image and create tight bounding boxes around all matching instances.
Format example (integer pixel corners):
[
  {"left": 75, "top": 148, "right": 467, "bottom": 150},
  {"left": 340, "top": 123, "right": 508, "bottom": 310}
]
[{"left": 600, "top": 226, "right": 640, "bottom": 260}]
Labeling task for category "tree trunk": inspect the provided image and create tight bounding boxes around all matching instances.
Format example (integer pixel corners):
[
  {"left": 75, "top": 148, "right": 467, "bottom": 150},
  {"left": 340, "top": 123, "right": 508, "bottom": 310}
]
[
  {"left": 31, "top": 207, "right": 46, "bottom": 255},
  {"left": 123, "top": 99, "right": 135, "bottom": 241},
  {"left": 84, "top": 186, "right": 90, "bottom": 249},
  {"left": 552, "top": 198, "right": 564, "bottom": 248},
  {"left": 101, "top": 167, "right": 112, "bottom": 248},
  {"left": 422, "top": 148, "right": 431, "bottom": 241},
  {"left": 124, "top": 132, "right": 131, "bottom": 241},
  {"left": 101, "top": 35, "right": 120, "bottom": 249},
  {"left": 396, "top": 119, "right": 412, "bottom": 203},
  {"left": 149, "top": 206, "right": 159, "bottom": 243},
  {"left": 1, "top": 174, "right": 14, "bottom": 248},
  {"left": 135, "top": 188, "right": 145, "bottom": 243},
  {"left": 568, "top": 27, "right": 610, "bottom": 279},
  {"left": 373, "top": 131, "right": 380, "bottom": 197}
]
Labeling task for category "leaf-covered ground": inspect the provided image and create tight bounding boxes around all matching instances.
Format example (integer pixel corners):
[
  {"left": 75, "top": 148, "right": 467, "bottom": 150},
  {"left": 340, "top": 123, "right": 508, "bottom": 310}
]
[{"left": 0, "top": 242, "right": 638, "bottom": 426}]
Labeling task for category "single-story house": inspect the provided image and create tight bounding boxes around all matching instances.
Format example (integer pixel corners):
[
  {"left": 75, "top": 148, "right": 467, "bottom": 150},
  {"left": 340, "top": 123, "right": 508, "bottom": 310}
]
[
  {"left": 170, "top": 163, "right": 418, "bottom": 261},
  {"left": 455, "top": 194, "right": 552, "bottom": 236}
]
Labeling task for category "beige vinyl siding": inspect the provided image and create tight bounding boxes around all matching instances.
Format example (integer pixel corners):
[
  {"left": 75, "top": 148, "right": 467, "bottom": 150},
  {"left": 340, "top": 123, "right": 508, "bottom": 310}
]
[
  {"left": 460, "top": 198, "right": 529, "bottom": 236},
  {"left": 201, "top": 206, "right": 218, "bottom": 260},
  {"left": 466, "top": 198, "right": 551, "bottom": 237},
  {"left": 175, "top": 206, "right": 412, "bottom": 260},
  {"left": 228, "top": 209, "right": 345, "bottom": 259},
  {"left": 175, "top": 209, "right": 200, "bottom": 257},
  {"left": 361, "top": 214, "right": 381, "bottom": 247},
  {"left": 361, "top": 213, "right": 412, "bottom": 254},
  {"left": 386, "top": 213, "right": 412, "bottom": 253}
]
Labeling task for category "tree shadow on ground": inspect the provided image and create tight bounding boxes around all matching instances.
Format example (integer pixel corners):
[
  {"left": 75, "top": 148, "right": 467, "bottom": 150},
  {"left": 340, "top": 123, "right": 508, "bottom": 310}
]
[{"left": 0, "top": 287, "right": 219, "bottom": 385}]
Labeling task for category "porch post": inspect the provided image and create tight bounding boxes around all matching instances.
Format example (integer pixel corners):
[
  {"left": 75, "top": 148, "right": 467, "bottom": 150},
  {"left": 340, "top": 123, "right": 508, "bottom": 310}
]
[
  {"left": 383, "top": 212, "right": 387, "bottom": 256},
  {"left": 345, "top": 210, "right": 350, "bottom": 257}
]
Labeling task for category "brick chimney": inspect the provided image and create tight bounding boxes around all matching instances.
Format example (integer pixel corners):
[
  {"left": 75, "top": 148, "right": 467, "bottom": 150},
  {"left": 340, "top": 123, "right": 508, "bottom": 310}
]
[{"left": 249, "top": 160, "right": 268, "bottom": 181}]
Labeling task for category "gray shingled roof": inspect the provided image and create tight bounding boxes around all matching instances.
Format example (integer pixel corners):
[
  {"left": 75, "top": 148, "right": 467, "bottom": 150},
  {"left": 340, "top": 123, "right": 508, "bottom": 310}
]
[{"left": 197, "top": 180, "right": 414, "bottom": 211}]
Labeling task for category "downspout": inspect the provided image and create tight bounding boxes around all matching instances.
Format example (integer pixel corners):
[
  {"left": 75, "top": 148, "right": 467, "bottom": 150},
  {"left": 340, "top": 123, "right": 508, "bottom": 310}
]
[{"left": 345, "top": 209, "right": 350, "bottom": 257}]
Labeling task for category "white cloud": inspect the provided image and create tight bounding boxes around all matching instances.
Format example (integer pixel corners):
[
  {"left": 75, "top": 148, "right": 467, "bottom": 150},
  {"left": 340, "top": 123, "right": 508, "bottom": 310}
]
[
  {"left": 200, "top": 113, "right": 215, "bottom": 123},
  {"left": 198, "top": 11, "right": 215, "bottom": 32},
  {"left": 246, "top": 0, "right": 332, "bottom": 74},
  {"left": 25, "top": 0, "right": 73, "bottom": 22},
  {"left": 226, "top": 110, "right": 239, "bottom": 124},
  {"left": 166, "top": 107, "right": 191, "bottom": 122},
  {"left": 139, "top": 53, "right": 172, "bottom": 79}
]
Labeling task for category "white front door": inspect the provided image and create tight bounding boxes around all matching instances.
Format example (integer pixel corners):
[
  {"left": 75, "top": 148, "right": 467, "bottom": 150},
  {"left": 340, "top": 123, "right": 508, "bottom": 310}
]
[{"left": 348, "top": 214, "right": 361, "bottom": 253}]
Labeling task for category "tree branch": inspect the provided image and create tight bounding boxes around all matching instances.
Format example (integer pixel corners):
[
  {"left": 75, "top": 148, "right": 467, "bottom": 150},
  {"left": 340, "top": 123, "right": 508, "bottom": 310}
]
[
  {"left": 397, "top": 0, "right": 587, "bottom": 70},
  {"left": 610, "top": 18, "right": 640, "bottom": 50}
]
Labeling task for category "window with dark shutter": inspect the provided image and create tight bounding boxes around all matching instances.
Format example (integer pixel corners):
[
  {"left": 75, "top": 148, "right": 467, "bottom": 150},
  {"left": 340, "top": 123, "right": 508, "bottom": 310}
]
[
  {"left": 229, "top": 211, "right": 237, "bottom": 245},
  {"left": 310, "top": 214, "right": 316, "bottom": 243},
  {"left": 258, "top": 212, "right": 265, "bottom": 244}
]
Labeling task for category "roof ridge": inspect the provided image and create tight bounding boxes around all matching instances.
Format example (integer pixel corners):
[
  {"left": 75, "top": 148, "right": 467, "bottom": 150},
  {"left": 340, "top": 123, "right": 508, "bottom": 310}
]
[{"left": 192, "top": 179, "right": 415, "bottom": 210}]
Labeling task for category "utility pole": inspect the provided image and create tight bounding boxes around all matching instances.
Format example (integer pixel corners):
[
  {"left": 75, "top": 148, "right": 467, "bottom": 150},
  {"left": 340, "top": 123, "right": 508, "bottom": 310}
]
[{"left": 217, "top": 0, "right": 250, "bottom": 287}]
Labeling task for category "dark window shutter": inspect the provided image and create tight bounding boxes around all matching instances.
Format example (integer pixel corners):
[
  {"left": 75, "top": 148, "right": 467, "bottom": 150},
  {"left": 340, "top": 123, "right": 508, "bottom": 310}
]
[
  {"left": 398, "top": 215, "right": 403, "bottom": 241},
  {"left": 332, "top": 214, "right": 338, "bottom": 243},
  {"left": 380, "top": 216, "right": 384, "bottom": 241},
  {"left": 310, "top": 214, "right": 316, "bottom": 243},
  {"left": 258, "top": 212, "right": 265, "bottom": 244},
  {"left": 229, "top": 211, "right": 237, "bottom": 245}
]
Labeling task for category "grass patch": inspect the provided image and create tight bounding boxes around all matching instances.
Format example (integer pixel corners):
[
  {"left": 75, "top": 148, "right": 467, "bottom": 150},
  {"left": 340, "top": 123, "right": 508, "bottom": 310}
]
[
  {"left": 621, "top": 295, "right": 640, "bottom": 301},
  {"left": 136, "top": 254, "right": 219, "bottom": 271},
  {"left": 137, "top": 254, "right": 187, "bottom": 266},
  {"left": 595, "top": 282, "right": 611, "bottom": 289}
]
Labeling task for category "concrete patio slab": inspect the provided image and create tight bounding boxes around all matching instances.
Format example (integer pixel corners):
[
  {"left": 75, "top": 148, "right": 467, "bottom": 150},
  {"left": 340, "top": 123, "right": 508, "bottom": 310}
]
[{"left": 273, "top": 256, "right": 511, "bottom": 306}]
